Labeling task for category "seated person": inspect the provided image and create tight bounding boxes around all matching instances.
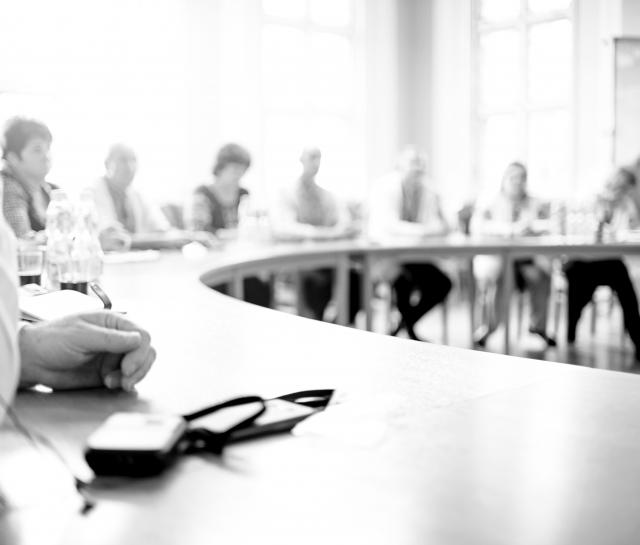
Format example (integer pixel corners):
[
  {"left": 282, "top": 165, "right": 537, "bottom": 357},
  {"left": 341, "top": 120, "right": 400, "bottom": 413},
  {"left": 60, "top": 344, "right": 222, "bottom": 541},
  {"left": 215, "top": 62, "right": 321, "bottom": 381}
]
[
  {"left": 472, "top": 161, "right": 555, "bottom": 347},
  {"left": 368, "top": 148, "right": 452, "bottom": 341},
  {"left": 272, "top": 147, "right": 360, "bottom": 323},
  {"left": 92, "top": 143, "right": 214, "bottom": 251},
  {"left": 188, "top": 143, "right": 271, "bottom": 308},
  {"left": 564, "top": 167, "right": 640, "bottom": 362},
  {"left": 1, "top": 117, "right": 57, "bottom": 241},
  {"left": 271, "top": 147, "right": 360, "bottom": 323},
  {"left": 191, "top": 143, "right": 252, "bottom": 236},
  {"left": 0, "top": 210, "right": 155, "bottom": 422}
]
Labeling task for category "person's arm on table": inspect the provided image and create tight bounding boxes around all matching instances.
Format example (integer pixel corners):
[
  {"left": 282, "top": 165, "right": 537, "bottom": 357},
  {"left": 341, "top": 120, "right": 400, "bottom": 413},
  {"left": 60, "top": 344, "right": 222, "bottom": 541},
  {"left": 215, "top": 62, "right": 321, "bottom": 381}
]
[
  {"left": 270, "top": 191, "right": 319, "bottom": 240},
  {"left": 18, "top": 311, "right": 155, "bottom": 392},
  {"left": 372, "top": 182, "right": 448, "bottom": 238}
]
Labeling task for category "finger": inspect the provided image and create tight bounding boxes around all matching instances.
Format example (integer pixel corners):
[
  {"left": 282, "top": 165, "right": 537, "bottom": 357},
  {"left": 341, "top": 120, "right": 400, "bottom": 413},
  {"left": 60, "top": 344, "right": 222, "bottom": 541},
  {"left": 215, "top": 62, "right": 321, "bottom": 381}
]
[
  {"left": 99, "top": 353, "right": 124, "bottom": 388},
  {"left": 80, "top": 310, "right": 144, "bottom": 333},
  {"left": 119, "top": 330, "right": 152, "bottom": 376},
  {"left": 120, "top": 342, "right": 155, "bottom": 379},
  {"left": 121, "top": 349, "right": 155, "bottom": 392},
  {"left": 104, "top": 369, "right": 123, "bottom": 390},
  {"left": 78, "top": 323, "right": 142, "bottom": 354}
]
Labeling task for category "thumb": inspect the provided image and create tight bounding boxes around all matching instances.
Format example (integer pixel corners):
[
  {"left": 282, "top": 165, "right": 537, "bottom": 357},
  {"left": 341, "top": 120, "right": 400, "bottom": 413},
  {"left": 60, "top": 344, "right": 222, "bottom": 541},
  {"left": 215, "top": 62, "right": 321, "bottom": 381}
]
[{"left": 80, "top": 324, "right": 142, "bottom": 354}]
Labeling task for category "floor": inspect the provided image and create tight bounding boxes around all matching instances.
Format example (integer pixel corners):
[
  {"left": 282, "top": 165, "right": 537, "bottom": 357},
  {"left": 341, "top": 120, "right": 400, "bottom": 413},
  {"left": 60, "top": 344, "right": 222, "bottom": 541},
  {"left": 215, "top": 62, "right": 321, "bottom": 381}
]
[
  {"left": 369, "top": 288, "right": 640, "bottom": 375},
  {"left": 273, "top": 278, "right": 640, "bottom": 374}
]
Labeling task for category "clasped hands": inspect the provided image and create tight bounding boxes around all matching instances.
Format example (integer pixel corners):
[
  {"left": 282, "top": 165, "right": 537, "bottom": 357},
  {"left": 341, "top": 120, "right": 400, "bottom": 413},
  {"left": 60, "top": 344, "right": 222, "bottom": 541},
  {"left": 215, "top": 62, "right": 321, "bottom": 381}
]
[{"left": 18, "top": 311, "right": 155, "bottom": 392}]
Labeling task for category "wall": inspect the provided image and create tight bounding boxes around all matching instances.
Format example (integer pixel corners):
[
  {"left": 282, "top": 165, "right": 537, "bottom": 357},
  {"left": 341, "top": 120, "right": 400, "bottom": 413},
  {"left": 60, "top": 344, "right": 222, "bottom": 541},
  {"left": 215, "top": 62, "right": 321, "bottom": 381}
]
[
  {"left": 396, "top": 0, "right": 433, "bottom": 155},
  {"left": 622, "top": 0, "right": 640, "bottom": 35},
  {"left": 429, "top": 0, "right": 473, "bottom": 211}
]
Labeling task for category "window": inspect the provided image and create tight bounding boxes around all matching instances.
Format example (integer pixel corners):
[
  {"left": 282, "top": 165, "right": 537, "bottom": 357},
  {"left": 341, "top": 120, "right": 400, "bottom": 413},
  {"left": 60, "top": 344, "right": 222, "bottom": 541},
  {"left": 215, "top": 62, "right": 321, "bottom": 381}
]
[
  {"left": 473, "top": 0, "right": 574, "bottom": 198},
  {"left": 260, "top": 0, "right": 365, "bottom": 200}
]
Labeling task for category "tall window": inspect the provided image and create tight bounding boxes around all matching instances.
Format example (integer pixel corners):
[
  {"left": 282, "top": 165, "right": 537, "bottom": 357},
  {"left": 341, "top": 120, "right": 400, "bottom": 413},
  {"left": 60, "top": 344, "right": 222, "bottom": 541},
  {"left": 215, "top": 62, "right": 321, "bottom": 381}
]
[
  {"left": 260, "top": 0, "right": 365, "bottom": 200},
  {"left": 473, "top": 0, "right": 574, "bottom": 198}
]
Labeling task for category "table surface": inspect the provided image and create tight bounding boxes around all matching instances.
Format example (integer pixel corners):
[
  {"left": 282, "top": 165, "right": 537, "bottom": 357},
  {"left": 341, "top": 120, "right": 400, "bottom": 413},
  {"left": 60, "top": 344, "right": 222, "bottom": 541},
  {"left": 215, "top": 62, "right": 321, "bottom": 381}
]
[{"left": 2, "top": 237, "right": 640, "bottom": 545}]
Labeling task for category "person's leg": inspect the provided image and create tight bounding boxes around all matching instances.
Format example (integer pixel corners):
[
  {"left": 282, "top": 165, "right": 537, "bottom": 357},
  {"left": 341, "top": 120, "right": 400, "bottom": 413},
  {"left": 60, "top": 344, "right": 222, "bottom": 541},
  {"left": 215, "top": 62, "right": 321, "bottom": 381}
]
[
  {"left": 519, "top": 263, "right": 554, "bottom": 345},
  {"left": 406, "top": 263, "right": 452, "bottom": 324},
  {"left": 300, "top": 269, "right": 333, "bottom": 321},
  {"left": 391, "top": 266, "right": 414, "bottom": 336},
  {"left": 211, "top": 282, "right": 229, "bottom": 296},
  {"left": 599, "top": 259, "right": 640, "bottom": 357},
  {"left": 473, "top": 256, "right": 503, "bottom": 346},
  {"left": 243, "top": 276, "right": 273, "bottom": 308},
  {"left": 564, "top": 260, "right": 597, "bottom": 343},
  {"left": 348, "top": 269, "right": 362, "bottom": 325}
]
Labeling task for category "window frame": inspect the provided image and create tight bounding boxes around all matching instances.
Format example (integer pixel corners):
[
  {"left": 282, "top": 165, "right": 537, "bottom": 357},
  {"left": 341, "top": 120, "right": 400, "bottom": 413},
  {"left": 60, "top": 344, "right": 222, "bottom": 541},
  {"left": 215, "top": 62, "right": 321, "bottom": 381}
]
[
  {"left": 471, "top": 0, "right": 577, "bottom": 198},
  {"left": 258, "top": 0, "right": 366, "bottom": 199}
]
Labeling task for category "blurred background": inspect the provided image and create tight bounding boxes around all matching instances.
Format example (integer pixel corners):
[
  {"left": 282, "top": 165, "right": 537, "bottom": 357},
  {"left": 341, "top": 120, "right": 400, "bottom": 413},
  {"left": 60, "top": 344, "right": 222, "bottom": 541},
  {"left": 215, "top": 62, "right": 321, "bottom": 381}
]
[{"left": 0, "top": 0, "right": 638, "bottom": 214}]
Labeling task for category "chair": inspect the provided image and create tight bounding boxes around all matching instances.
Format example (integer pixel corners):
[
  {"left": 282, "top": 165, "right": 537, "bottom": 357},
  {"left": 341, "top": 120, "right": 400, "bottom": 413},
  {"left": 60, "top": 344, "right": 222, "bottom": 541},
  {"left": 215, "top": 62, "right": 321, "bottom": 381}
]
[{"left": 552, "top": 273, "right": 626, "bottom": 344}]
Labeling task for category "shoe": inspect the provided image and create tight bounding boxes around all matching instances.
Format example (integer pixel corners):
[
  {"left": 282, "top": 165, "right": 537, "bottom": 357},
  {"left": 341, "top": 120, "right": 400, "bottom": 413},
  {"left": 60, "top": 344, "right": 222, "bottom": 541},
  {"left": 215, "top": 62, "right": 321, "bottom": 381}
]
[
  {"left": 389, "top": 318, "right": 405, "bottom": 337},
  {"left": 529, "top": 328, "right": 557, "bottom": 347},
  {"left": 405, "top": 325, "right": 429, "bottom": 343},
  {"left": 473, "top": 325, "right": 490, "bottom": 348}
]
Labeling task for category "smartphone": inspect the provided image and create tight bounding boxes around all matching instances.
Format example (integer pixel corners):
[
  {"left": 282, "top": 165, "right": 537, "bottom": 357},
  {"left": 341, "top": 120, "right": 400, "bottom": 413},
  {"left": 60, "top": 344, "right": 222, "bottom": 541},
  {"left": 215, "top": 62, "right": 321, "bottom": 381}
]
[
  {"left": 230, "top": 399, "right": 317, "bottom": 441},
  {"left": 192, "top": 398, "right": 317, "bottom": 442},
  {"left": 85, "top": 413, "right": 187, "bottom": 477}
]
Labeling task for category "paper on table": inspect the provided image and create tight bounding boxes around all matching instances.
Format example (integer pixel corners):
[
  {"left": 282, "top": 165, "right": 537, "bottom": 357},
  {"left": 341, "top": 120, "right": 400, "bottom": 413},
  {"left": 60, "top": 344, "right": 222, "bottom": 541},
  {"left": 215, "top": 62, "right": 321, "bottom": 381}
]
[{"left": 19, "top": 290, "right": 104, "bottom": 322}]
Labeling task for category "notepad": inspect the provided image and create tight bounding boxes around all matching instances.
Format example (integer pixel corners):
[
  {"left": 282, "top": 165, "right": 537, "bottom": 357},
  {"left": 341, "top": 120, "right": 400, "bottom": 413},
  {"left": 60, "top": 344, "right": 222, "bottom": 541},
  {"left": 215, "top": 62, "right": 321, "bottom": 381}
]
[{"left": 19, "top": 289, "right": 104, "bottom": 322}]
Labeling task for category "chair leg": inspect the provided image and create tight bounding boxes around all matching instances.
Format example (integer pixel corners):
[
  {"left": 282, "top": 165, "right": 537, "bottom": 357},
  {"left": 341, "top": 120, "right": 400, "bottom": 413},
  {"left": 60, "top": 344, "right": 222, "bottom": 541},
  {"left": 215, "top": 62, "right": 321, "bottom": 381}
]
[
  {"left": 553, "top": 289, "right": 563, "bottom": 339},
  {"left": 516, "top": 292, "right": 525, "bottom": 338},
  {"left": 441, "top": 300, "right": 449, "bottom": 345}
]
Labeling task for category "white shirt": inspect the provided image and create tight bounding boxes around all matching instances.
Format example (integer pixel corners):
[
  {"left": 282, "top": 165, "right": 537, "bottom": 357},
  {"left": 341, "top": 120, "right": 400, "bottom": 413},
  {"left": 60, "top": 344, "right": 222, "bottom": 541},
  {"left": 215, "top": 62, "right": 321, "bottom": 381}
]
[
  {"left": 0, "top": 193, "right": 20, "bottom": 422},
  {"left": 368, "top": 174, "right": 447, "bottom": 241},
  {"left": 90, "top": 177, "right": 170, "bottom": 234},
  {"left": 367, "top": 173, "right": 449, "bottom": 281},
  {"left": 271, "top": 179, "right": 350, "bottom": 240}
]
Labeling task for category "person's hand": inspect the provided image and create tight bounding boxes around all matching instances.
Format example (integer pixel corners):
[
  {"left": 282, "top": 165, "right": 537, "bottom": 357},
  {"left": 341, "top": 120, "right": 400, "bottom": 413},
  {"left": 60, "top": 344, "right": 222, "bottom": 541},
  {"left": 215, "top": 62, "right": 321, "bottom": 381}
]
[
  {"left": 18, "top": 311, "right": 155, "bottom": 391},
  {"left": 99, "top": 226, "right": 132, "bottom": 252},
  {"left": 187, "top": 230, "right": 220, "bottom": 249}
]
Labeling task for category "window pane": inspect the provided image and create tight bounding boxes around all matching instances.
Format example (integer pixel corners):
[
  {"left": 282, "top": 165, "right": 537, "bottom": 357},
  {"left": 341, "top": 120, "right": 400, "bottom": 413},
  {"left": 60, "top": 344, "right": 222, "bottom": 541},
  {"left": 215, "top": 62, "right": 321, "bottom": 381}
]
[
  {"left": 309, "top": 32, "right": 353, "bottom": 111},
  {"left": 478, "top": 114, "right": 519, "bottom": 192},
  {"left": 527, "top": 110, "right": 570, "bottom": 198},
  {"left": 262, "top": 24, "right": 306, "bottom": 109},
  {"left": 528, "top": 0, "right": 572, "bottom": 14},
  {"left": 528, "top": 20, "right": 572, "bottom": 105},
  {"left": 479, "top": 30, "right": 520, "bottom": 110},
  {"left": 262, "top": 0, "right": 305, "bottom": 21},
  {"left": 310, "top": 0, "right": 351, "bottom": 27},
  {"left": 480, "top": 0, "right": 520, "bottom": 23}
]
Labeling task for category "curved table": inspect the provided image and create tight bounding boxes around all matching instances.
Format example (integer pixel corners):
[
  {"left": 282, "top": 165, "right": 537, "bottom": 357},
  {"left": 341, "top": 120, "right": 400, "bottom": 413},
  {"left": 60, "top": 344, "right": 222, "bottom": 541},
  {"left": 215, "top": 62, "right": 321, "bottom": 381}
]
[
  {"left": 199, "top": 235, "right": 640, "bottom": 353},
  {"left": 2, "top": 239, "right": 640, "bottom": 544}
]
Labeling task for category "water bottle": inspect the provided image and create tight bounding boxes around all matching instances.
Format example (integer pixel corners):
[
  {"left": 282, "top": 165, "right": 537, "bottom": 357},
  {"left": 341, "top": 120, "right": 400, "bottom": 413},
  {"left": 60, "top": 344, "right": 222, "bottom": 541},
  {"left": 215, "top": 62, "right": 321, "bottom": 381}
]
[
  {"left": 45, "top": 189, "right": 74, "bottom": 290},
  {"left": 45, "top": 190, "right": 104, "bottom": 292},
  {"left": 77, "top": 190, "right": 104, "bottom": 282},
  {"left": 237, "top": 194, "right": 255, "bottom": 242}
]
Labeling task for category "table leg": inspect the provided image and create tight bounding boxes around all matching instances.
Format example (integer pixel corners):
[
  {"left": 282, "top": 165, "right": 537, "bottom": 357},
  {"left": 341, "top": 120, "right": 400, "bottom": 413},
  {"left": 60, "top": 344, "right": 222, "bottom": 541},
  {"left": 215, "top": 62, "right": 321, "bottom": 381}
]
[
  {"left": 335, "top": 256, "right": 349, "bottom": 326},
  {"left": 231, "top": 272, "right": 244, "bottom": 301},
  {"left": 502, "top": 253, "right": 513, "bottom": 355},
  {"left": 363, "top": 255, "right": 373, "bottom": 331},
  {"left": 468, "top": 258, "right": 476, "bottom": 347}
]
